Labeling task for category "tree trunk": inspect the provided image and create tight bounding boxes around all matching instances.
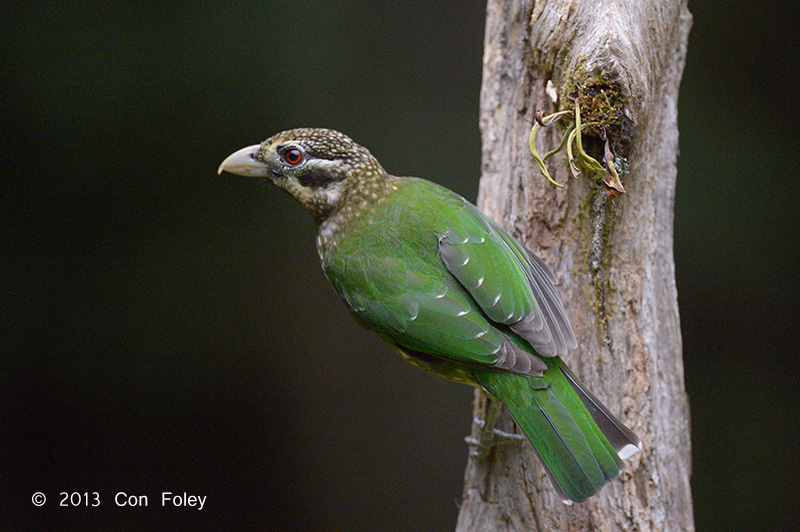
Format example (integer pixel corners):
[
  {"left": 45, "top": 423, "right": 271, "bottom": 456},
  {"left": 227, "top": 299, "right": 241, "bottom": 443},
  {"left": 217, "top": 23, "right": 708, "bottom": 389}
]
[{"left": 456, "top": 1, "right": 694, "bottom": 531}]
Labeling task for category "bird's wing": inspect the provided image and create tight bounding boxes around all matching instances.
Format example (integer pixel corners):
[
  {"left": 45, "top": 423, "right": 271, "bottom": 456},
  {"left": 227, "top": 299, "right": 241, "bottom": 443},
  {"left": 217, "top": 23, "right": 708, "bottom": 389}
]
[
  {"left": 438, "top": 199, "right": 576, "bottom": 357},
  {"left": 327, "top": 250, "right": 547, "bottom": 377}
]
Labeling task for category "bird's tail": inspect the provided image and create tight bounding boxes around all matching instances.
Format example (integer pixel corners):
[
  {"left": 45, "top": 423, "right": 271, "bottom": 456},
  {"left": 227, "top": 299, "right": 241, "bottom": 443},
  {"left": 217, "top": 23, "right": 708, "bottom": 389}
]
[{"left": 475, "top": 357, "right": 641, "bottom": 503}]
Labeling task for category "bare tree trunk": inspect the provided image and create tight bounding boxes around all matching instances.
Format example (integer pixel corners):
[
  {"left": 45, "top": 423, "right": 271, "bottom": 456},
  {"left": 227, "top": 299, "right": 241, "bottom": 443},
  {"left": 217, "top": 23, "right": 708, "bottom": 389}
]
[{"left": 456, "top": 1, "right": 694, "bottom": 531}]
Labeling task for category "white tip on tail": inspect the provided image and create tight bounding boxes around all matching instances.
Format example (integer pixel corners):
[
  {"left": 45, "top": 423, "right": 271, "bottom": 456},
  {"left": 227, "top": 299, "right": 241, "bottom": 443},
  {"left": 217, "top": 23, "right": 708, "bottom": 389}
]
[{"left": 617, "top": 442, "right": 643, "bottom": 460}]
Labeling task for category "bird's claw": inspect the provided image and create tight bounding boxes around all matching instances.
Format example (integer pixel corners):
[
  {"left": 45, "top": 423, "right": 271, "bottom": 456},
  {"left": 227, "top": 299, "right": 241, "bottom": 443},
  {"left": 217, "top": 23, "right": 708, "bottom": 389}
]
[{"left": 465, "top": 416, "right": 526, "bottom": 459}]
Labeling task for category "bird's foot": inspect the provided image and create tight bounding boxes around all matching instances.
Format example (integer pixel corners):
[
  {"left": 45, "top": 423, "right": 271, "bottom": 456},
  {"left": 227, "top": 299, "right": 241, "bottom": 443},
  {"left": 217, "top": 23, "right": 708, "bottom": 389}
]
[
  {"left": 464, "top": 423, "right": 526, "bottom": 459},
  {"left": 464, "top": 401, "right": 526, "bottom": 460}
]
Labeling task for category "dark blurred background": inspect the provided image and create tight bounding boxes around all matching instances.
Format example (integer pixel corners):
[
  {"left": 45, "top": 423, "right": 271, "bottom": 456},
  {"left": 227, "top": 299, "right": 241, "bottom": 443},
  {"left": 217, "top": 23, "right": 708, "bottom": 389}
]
[{"left": 2, "top": 1, "right": 798, "bottom": 530}]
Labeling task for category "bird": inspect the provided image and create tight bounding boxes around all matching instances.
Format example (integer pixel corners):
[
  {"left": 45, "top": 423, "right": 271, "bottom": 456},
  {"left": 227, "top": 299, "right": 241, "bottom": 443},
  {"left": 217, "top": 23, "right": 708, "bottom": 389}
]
[{"left": 218, "top": 128, "right": 641, "bottom": 503}]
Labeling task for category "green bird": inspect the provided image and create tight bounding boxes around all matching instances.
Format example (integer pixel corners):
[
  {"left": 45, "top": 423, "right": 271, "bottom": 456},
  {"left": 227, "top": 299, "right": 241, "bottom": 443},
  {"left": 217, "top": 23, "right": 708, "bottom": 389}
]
[{"left": 218, "top": 128, "right": 640, "bottom": 503}]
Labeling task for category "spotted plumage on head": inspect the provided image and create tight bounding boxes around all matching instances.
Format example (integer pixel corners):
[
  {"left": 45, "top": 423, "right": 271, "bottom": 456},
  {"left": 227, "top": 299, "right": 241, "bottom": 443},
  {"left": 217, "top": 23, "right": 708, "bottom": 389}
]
[{"left": 218, "top": 128, "right": 389, "bottom": 225}]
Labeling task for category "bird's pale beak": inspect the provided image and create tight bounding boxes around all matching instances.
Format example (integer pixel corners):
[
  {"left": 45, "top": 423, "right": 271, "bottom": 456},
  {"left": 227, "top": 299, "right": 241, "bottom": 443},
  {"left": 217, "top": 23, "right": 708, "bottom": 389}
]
[{"left": 217, "top": 144, "right": 270, "bottom": 177}]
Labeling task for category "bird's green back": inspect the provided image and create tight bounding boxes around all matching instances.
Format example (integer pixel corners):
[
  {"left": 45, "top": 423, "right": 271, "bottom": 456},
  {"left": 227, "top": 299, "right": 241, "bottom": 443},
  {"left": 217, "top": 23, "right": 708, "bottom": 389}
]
[{"left": 323, "top": 177, "right": 558, "bottom": 378}]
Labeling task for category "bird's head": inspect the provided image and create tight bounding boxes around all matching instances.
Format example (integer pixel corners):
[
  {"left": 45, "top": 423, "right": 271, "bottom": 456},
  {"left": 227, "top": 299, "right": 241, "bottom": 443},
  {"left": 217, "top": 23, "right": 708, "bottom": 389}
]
[{"left": 218, "top": 128, "right": 387, "bottom": 222}]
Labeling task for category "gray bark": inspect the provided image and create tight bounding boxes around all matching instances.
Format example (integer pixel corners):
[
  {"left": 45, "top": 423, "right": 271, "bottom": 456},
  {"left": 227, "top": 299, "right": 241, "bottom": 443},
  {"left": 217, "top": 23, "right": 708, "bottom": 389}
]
[{"left": 456, "top": 1, "right": 694, "bottom": 531}]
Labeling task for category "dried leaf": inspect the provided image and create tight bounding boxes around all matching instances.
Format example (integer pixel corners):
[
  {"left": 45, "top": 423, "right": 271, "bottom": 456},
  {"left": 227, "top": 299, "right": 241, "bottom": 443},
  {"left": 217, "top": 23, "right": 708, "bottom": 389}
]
[{"left": 602, "top": 137, "right": 626, "bottom": 198}]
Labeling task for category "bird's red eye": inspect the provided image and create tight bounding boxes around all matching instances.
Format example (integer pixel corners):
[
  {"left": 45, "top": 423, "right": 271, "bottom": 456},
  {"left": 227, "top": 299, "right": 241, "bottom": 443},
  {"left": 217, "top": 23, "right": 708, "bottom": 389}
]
[{"left": 283, "top": 148, "right": 304, "bottom": 166}]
